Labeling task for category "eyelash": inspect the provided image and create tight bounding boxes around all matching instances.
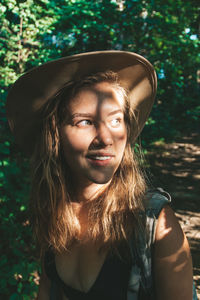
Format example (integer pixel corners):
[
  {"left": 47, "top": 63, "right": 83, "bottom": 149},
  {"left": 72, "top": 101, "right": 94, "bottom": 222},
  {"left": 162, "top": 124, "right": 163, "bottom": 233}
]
[{"left": 76, "top": 118, "right": 122, "bottom": 128}]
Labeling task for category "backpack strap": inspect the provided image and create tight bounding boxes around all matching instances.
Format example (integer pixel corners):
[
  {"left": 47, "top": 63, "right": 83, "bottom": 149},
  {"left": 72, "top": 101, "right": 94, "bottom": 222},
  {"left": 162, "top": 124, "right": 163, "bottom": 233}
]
[
  {"left": 127, "top": 188, "right": 171, "bottom": 299},
  {"left": 145, "top": 187, "right": 171, "bottom": 251}
]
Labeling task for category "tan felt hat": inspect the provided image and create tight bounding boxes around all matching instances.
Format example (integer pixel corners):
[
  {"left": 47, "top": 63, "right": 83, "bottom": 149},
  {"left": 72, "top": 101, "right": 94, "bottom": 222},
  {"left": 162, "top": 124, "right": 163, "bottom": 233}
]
[{"left": 6, "top": 50, "right": 157, "bottom": 156}]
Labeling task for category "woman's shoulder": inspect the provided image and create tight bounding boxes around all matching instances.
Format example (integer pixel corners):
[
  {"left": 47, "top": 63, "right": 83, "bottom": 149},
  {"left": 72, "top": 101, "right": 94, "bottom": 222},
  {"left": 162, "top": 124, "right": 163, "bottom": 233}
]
[
  {"left": 144, "top": 188, "right": 188, "bottom": 251},
  {"left": 141, "top": 188, "right": 193, "bottom": 299},
  {"left": 155, "top": 204, "right": 183, "bottom": 242},
  {"left": 153, "top": 200, "right": 193, "bottom": 299}
]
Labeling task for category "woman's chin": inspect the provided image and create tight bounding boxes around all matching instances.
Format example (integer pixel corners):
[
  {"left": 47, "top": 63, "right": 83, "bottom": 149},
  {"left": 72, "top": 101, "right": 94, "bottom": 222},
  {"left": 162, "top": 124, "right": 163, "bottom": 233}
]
[
  {"left": 86, "top": 172, "right": 114, "bottom": 185},
  {"left": 72, "top": 167, "right": 117, "bottom": 187}
]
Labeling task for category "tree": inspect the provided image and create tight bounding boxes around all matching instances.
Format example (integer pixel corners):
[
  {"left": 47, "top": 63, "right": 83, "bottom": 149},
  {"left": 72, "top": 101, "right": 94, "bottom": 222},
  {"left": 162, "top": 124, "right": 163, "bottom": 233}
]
[{"left": 0, "top": 0, "right": 57, "bottom": 298}]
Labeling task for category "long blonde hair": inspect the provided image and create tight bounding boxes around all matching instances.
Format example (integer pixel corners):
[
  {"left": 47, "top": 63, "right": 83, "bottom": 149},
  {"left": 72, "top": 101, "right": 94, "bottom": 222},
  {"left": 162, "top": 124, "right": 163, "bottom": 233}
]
[{"left": 30, "top": 71, "right": 146, "bottom": 256}]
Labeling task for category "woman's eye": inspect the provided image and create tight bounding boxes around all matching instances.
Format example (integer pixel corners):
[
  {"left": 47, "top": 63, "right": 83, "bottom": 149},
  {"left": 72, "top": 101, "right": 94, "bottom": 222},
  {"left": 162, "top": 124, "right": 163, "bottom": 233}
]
[
  {"left": 76, "top": 119, "right": 92, "bottom": 127},
  {"left": 110, "top": 118, "right": 121, "bottom": 127}
]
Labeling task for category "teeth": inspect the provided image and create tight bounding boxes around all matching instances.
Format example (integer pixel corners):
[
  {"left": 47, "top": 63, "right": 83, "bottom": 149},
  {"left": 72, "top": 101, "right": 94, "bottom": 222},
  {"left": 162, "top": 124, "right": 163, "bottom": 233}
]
[{"left": 92, "top": 156, "right": 111, "bottom": 160}]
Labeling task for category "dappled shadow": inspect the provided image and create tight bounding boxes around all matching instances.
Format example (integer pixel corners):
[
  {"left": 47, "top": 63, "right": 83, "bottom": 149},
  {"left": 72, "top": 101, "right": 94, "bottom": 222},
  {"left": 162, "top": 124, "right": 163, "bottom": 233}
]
[
  {"left": 145, "top": 131, "right": 200, "bottom": 295},
  {"left": 146, "top": 131, "right": 200, "bottom": 212}
]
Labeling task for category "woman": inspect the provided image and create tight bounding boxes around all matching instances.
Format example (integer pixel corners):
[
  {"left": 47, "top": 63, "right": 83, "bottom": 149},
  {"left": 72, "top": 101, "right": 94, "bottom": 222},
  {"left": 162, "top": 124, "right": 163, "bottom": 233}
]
[{"left": 6, "top": 51, "right": 195, "bottom": 300}]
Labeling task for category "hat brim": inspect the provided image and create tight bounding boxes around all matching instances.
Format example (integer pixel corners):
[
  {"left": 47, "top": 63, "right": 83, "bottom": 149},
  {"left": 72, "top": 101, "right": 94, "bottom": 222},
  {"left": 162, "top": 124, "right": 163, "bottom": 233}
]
[{"left": 6, "top": 50, "right": 157, "bottom": 156}]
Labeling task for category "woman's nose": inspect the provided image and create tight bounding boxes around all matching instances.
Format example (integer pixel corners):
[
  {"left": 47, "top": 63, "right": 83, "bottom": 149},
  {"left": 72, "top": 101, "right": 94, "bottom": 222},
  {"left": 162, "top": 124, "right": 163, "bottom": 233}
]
[{"left": 92, "top": 123, "right": 113, "bottom": 147}]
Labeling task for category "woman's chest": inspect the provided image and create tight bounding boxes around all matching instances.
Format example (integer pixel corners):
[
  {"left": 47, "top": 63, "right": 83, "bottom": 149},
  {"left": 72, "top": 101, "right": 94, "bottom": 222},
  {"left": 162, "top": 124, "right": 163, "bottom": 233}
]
[
  {"left": 55, "top": 242, "right": 107, "bottom": 293},
  {"left": 45, "top": 243, "right": 133, "bottom": 300}
]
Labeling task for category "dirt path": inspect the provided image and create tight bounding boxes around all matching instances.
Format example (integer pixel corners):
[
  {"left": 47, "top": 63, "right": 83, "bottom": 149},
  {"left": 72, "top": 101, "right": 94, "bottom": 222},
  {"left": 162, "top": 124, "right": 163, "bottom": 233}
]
[{"left": 146, "top": 131, "right": 200, "bottom": 298}]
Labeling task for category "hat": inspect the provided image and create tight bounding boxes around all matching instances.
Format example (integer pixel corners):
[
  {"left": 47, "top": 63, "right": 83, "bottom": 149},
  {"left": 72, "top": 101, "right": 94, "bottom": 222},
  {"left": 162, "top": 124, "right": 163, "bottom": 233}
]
[{"left": 6, "top": 50, "right": 157, "bottom": 156}]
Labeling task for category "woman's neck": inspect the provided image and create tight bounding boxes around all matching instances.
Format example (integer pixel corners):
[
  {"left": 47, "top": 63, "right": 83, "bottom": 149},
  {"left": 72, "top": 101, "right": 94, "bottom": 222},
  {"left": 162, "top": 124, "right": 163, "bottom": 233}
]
[
  {"left": 72, "top": 180, "right": 110, "bottom": 203},
  {"left": 65, "top": 171, "right": 107, "bottom": 203}
]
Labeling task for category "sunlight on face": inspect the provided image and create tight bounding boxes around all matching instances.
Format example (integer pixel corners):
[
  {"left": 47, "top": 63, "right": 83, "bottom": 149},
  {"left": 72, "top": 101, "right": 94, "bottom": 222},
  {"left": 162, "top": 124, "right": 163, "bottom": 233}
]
[{"left": 60, "top": 82, "right": 127, "bottom": 187}]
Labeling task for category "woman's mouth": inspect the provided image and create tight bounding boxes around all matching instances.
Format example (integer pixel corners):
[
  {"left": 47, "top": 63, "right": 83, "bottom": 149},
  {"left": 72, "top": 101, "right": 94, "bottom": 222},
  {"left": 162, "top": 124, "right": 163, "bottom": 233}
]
[
  {"left": 91, "top": 156, "right": 111, "bottom": 160},
  {"left": 86, "top": 154, "right": 114, "bottom": 166}
]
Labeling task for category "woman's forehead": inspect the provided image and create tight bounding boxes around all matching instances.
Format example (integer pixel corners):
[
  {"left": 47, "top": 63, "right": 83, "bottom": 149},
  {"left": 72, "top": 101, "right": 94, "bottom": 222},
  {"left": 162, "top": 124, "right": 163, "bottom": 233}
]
[{"left": 67, "top": 82, "right": 125, "bottom": 112}]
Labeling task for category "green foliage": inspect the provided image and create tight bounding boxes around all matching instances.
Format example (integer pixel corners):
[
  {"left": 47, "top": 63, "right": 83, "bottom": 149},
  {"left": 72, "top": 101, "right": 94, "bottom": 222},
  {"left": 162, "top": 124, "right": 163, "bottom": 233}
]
[
  {"left": 0, "top": 0, "right": 199, "bottom": 297},
  {"left": 0, "top": 155, "right": 40, "bottom": 298}
]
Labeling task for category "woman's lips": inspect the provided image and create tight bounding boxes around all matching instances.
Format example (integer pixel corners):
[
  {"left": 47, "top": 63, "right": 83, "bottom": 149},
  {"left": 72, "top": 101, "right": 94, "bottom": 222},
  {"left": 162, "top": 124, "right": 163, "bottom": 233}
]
[{"left": 86, "top": 154, "right": 114, "bottom": 166}]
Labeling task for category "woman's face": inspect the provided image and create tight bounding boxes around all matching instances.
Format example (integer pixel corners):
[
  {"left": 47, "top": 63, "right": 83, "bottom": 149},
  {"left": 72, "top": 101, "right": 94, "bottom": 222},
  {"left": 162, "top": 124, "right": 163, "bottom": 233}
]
[{"left": 60, "top": 81, "right": 127, "bottom": 186}]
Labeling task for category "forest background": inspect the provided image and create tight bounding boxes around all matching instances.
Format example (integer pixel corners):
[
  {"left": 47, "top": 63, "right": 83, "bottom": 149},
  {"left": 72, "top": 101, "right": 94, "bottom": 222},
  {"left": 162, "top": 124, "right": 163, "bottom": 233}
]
[{"left": 0, "top": 0, "right": 199, "bottom": 299}]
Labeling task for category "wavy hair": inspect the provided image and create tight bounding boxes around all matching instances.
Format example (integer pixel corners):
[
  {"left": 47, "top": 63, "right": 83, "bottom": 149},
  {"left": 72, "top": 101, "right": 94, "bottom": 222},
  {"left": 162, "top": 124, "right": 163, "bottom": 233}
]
[{"left": 30, "top": 71, "right": 147, "bottom": 256}]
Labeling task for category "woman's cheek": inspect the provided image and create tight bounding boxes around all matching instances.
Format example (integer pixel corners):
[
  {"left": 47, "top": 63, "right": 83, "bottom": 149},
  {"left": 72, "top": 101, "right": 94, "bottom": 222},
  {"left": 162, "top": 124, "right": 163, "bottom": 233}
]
[
  {"left": 61, "top": 127, "right": 93, "bottom": 153},
  {"left": 111, "top": 126, "right": 127, "bottom": 142}
]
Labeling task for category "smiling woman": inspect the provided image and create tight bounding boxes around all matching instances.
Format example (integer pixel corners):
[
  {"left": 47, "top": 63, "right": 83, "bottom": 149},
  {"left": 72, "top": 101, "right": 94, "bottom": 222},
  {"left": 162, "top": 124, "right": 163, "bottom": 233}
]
[
  {"left": 6, "top": 51, "right": 196, "bottom": 300},
  {"left": 30, "top": 71, "right": 146, "bottom": 255}
]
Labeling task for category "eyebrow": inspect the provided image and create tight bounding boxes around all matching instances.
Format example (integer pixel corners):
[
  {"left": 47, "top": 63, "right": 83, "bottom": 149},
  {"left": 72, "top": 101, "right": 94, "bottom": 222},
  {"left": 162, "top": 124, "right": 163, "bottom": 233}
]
[
  {"left": 71, "top": 109, "right": 123, "bottom": 119},
  {"left": 108, "top": 109, "right": 123, "bottom": 116}
]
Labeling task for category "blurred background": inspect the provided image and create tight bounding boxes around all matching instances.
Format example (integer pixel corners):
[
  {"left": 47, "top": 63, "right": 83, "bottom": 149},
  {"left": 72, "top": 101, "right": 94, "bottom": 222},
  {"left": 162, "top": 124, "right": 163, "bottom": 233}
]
[{"left": 0, "top": 0, "right": 199, "bottom": 299}]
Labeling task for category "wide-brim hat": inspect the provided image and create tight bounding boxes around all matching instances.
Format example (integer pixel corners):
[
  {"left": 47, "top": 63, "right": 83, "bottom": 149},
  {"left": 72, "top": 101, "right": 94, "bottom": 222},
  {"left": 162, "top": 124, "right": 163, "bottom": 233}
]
[{"left": 6, "top": 50, "right": 157, "bottom": 156}]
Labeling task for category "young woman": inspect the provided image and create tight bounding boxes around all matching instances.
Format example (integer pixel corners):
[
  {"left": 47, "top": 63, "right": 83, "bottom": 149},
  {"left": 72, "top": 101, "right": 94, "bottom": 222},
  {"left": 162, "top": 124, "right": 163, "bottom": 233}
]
[{"left": 6, "top": 51, "right": 195, "bottom": 300}]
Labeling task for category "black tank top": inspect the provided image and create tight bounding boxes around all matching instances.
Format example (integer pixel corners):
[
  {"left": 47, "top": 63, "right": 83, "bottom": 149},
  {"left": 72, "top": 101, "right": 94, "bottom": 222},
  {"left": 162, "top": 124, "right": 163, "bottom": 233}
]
[{"left": 44, "top": 250, "right": 131, "bottom": 300}]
